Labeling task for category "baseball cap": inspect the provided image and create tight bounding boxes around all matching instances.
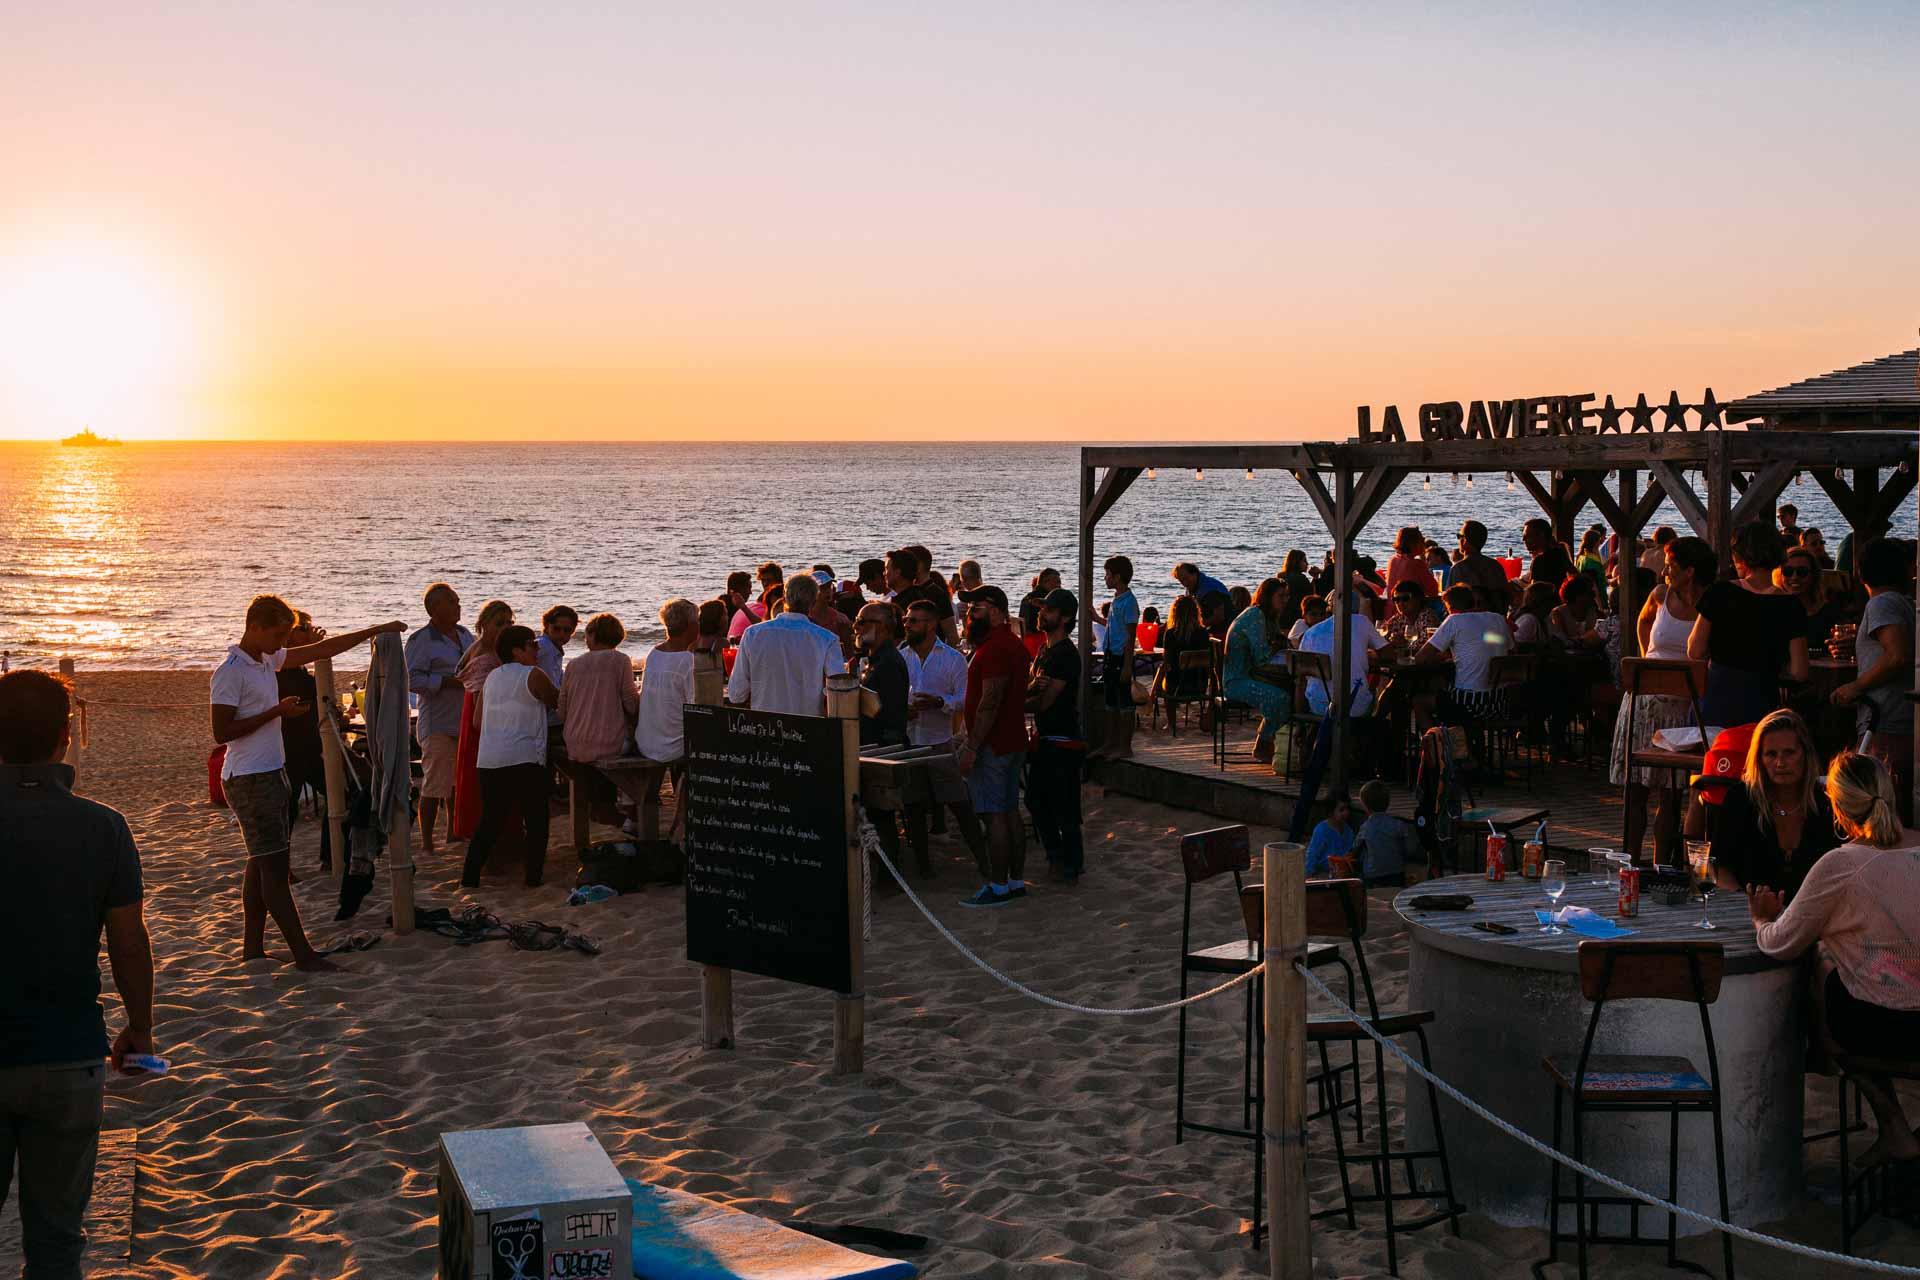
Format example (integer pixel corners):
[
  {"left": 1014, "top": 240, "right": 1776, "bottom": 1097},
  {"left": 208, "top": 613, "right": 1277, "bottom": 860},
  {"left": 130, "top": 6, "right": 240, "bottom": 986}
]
[
  {"left": 811, "top": 570, "right": 835, "bottom": 587},
  {"left": 1041, "top": 587, "right": 1079, "bottom": 620},
  {"left": 958, "top": 584, "right": 1009, "bottom": 614}
]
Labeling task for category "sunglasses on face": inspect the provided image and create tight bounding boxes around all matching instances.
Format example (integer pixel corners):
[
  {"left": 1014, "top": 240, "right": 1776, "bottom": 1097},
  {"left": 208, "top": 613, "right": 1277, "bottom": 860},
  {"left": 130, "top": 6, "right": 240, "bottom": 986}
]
[{"left": 1781, "top": 566, "right": 1813, "bottom": 578}]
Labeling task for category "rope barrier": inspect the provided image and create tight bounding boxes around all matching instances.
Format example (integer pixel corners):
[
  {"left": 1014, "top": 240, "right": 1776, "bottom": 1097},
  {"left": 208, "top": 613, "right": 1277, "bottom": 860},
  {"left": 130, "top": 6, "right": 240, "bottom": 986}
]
[
  {"left": 870, "top": 840, "right": 1264, "bottom": 1016},
  {"left": 1291, "top": 959, "right": 1920, "bottom": 1276}
]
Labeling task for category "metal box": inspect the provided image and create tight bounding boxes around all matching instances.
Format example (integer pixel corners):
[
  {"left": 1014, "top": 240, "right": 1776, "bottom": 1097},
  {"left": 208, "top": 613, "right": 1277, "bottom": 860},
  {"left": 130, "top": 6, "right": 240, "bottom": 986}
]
[{"left": 438, "top": 1123, "right": 632, "bottom": 1280}]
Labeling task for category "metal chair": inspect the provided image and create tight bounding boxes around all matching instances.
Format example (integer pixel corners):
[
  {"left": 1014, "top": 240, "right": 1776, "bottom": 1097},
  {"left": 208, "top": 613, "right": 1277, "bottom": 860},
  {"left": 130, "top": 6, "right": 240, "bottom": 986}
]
[
  {"left": 1158, "top": 646, "right": 1216, "bottom": 736},
  {"left": 1479, "top": 652, "right": 1541, "bottom": 790},
  {"left": 1173, "top": 826, "right": 1349, "bottom": 1242},
  {"left": 1618, "top": 659, "right": 1710, "bottom": 858},
  {"left": 1250, "top": 878, "right": 1462, "bottom": 1275},
  {"left": 1278, "top": 650, "right": 1331, "bottom": 784},
  {"left": 1833, "top": 1053, "right": 1920, "bottom": 1256},
  {"left": 1534, "top": 940, "right": 1734, "bottom": 1280}
]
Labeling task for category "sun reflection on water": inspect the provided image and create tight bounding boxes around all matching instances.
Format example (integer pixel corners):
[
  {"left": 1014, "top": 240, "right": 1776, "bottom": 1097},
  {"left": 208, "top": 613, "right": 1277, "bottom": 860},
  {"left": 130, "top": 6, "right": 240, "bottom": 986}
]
[{"left": 0, "top": 446, "right": 151, "bottom": 665}]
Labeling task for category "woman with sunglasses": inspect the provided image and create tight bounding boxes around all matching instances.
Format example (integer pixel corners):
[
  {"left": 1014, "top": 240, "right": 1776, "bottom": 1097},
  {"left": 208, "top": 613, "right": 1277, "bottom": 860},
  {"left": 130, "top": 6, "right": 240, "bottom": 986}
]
[{"left": 1779, "top": 546, "right": 1843, "bottom": 651}]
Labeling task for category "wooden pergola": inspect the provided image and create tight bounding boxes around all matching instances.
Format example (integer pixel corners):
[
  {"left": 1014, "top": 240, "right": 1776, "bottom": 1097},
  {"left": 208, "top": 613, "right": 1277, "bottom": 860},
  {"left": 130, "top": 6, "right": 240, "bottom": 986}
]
[{"left": 1077, "top": 363, "right": 1918, "bottom": 798}]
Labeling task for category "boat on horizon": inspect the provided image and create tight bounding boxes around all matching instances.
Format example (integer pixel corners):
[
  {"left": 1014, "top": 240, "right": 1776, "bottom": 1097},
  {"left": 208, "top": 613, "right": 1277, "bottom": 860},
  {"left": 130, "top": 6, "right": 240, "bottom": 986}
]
[{"left": 60, "top": 428, "right": 122, "bottom": 447}]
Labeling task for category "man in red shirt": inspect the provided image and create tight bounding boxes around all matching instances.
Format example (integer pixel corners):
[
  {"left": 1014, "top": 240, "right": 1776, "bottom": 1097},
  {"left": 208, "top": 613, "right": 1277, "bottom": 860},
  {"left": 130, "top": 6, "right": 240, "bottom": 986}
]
[{"left": 956, "top": 585, "right": 1030, "bottom": 907}]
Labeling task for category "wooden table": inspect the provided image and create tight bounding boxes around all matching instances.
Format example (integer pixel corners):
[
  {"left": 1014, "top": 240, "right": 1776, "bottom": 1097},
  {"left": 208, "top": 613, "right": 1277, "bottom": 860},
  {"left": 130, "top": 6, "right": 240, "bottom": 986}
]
[
  {"left": 569, "top": 754, "right": 672, "bottom": 850},
  {"left": 1390, "top": 874, "right": 1801, "bottom": 1233}
]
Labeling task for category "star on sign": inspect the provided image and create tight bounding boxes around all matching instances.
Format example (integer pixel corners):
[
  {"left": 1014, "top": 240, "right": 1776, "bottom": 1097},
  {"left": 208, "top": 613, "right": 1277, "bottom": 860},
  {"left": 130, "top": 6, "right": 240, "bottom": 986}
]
[
  {"left": 1628, "top": 393, "right": 1657, "bottom": 433},
  {"left": 1661, "top": 391, "right": 1690, "bottom": 431}
]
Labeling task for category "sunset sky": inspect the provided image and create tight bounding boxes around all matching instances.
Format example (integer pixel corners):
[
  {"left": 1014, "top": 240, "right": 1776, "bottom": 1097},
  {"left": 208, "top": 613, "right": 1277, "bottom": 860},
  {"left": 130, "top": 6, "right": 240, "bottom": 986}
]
[{"left": 2, "top": 2, "right": 1916, "bottom": 442}]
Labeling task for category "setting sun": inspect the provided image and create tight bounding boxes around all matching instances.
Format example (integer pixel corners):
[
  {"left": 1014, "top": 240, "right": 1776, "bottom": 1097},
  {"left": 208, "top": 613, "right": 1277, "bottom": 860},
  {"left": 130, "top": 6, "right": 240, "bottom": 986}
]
[{"left": 0, "top": 237, "right": 209, "bottom": 440}]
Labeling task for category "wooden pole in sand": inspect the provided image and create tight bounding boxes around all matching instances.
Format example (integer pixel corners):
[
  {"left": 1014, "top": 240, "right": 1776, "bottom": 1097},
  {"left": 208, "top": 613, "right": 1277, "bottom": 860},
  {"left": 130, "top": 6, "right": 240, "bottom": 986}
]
[
  {"left": 691, "top": 650, "right": 735, "bottom": 1050},
  {"left": 825, "top": 673, "right": 864, "bottom": 1076},
  {"left": 1263, "top": 842, "right": 1310, "bottom": 1279},
  {"left": 57, "top": 657, "right": 81, "bottom": 779},
  {"left": 313, "top": 658, "right": 350, "bottom": 888}
]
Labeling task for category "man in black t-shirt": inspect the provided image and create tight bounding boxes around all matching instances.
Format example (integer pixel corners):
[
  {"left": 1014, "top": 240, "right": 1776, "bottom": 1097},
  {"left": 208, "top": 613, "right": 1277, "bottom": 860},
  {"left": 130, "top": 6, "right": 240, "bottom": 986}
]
[
  {"left": 852, "top": 602, "right": 912, "bottom": 873},
  {"left": 887, "top": 547, "right": 960, "bottom": 646},
  {"left": 1025, "top": 588, "right": 1086, "bottom": 883},
  {"left": 0, "top": 670, "right": 156, "bottom": 1277},
  {"left": 1523, "top": 518, "right": 1573, "bottom": 589}
]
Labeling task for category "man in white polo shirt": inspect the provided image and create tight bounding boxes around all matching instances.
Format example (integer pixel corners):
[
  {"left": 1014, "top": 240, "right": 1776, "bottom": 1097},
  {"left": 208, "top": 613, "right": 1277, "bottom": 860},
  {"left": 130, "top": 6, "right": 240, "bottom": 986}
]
[
  {"left": 724, "top": 573, "right": 843, "bottom": 716},
  {"left": 212, "top": 594, "right": 404, "bottom": 972}
]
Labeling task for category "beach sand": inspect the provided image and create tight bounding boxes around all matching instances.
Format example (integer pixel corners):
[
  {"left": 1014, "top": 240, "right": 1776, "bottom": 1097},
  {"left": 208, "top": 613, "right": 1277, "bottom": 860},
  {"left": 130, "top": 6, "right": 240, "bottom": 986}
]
[{"left": 24, "top": 670, "right": 1913, "bottom": 1278}]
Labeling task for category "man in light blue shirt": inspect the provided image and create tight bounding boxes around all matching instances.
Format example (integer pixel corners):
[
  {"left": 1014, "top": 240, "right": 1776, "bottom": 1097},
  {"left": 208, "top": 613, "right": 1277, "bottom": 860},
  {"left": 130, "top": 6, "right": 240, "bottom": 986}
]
[
  {"left": 535, "top": 605, "right": 578, "bottom": 729},
  {"left": 405, "top": 582, "right": 473, "bottom": 853}
]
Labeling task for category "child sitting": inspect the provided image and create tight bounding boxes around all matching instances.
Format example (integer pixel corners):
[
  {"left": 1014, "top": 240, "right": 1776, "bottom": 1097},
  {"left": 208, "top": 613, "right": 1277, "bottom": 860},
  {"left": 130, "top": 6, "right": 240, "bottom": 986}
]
[
  {"left": 1304, "top": 791, "right": 1355, "bottom": 876},
  {"left": 1352, "top": 779, "right": 1418, "bottom": 887}
]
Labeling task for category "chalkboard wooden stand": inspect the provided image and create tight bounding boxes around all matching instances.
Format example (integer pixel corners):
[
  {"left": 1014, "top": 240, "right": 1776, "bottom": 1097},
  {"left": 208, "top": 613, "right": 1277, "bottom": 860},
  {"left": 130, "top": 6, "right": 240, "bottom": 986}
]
[{"left": 825, "top": 674, "right": 865, "bottom": 1076}]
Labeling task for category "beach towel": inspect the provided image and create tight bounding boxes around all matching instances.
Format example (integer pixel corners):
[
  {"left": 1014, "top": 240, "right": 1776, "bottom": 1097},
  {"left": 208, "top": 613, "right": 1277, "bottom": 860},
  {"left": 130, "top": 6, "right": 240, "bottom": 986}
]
[
  {"left": 626, "top": 1179, "right": 917, "bottom": 1280},
  {"left": 364, "top": 632, "right": 412, "bottom": 854}
]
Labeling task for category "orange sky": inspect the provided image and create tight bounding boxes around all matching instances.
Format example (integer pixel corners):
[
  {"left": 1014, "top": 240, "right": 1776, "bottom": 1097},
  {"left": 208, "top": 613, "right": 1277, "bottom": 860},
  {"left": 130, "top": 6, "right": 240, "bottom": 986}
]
[{"left": 3, "top": 4, "right": 1916, "bottom": 442}]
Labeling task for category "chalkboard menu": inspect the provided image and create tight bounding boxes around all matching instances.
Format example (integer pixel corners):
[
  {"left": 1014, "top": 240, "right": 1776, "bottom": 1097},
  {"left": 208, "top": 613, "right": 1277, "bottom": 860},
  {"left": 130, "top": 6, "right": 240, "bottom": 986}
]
[{"left": 683, "top": 705, "right": 852, "bottom": 993}]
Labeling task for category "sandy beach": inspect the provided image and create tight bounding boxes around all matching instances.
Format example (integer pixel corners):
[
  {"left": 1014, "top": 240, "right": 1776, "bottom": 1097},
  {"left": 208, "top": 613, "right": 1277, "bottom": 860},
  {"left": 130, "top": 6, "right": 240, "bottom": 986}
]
[{"left": 19, "top": 669, "right": 1908, "bottom": 1279}]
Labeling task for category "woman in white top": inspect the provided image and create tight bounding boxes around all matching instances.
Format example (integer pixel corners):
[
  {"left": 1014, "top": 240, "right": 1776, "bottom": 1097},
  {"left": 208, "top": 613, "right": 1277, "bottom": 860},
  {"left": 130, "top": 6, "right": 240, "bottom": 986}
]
[
  {"left": 461, "top": 625, "right": 560, "bottom": 889},
  {"left": 1609, "top": 535, "right": 1715, "bottom": 863}
]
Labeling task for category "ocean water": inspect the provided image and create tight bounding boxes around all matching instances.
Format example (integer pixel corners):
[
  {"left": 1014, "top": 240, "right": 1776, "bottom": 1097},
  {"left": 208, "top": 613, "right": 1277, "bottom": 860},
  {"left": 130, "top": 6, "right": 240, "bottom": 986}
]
[{"left": 0, "top": 441, "right": 1898, "bottom": 670}]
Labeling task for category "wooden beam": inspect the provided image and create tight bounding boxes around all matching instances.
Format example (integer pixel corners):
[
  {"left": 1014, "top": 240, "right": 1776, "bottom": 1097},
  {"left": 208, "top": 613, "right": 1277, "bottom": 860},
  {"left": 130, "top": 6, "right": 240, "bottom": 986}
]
[
  {"left": 1512, "top": 470, "right": 1557, "bottom": 522},
  {"left": 1077, "top": 465, "right": 1098, "bottom": 735},
  {"left": 1617, "top": 470, "right": 1642, "bottom": 659},
  {"left": 1345, "top": 465, "right": 1407, "bottom": 540},
  {"left": 1869, "top": 465, "right": 1917, "bottom": 535},
  {"left": 1265, "top": 846, "right": 1312, "bottom": 1280},
  {"left": 1647, "top": 461, "right": 1710, "bottom": 538},
  {"left": 1293, "top": 468, "right": 1337, "bottom": 536},
  {"left": 1082, "top": 465, "right": 1142, "bottom": 530},
  {"left": 1570, "top": 470, "right": 1629, "bottom": 536},
  {"left": 1552, "top": 472, "right": 1592, "bottom": 548},
  {"left": 1727, "top": 459, "right": 1796, "bottom": 530},
  {"left": 1811, "top": 467, "right": 1858, "bottom": 524},
  {"left": 1706, "top": 434, "right": 1733, "bottom": 574}
]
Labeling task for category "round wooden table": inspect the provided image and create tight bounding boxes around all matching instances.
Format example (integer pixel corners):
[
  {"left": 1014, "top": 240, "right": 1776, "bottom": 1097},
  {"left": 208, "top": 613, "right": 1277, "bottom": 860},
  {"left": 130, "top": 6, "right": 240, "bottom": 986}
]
[{"left": 1392, "top": 874, "right": 1803, "bottom": 1233}]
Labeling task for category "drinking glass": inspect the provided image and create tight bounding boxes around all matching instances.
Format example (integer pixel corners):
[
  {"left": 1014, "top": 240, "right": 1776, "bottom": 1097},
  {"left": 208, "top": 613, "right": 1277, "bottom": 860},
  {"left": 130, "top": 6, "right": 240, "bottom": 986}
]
[
  {"left": 1541, "top": 860, "right": 1568, "bottom": 934},
  {"left": 1608, "top": 851, "right": 1632, "bottom": 887},
  {"left": 1588, "top": 846, "right": 1615, "bottom": 888},
  {"left": 1686, "top": 839, "right": 1717, "bottom": 930}
]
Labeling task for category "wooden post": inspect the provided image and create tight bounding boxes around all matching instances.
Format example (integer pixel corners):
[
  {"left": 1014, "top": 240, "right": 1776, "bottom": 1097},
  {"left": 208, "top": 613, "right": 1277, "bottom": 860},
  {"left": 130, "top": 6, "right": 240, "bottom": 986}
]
[
  {"left": 57, "top": 658, "right": 80, "bottom": 778},
  {"left": 1329, "top": 468, "right": 1352, "bottom": 794},
  {"left": 1706, "top": 434, "right": 1733, "bottom": 575},
  {"left": 313, "top": 658, "right": 350, "bottom": 887},
  {"left": 1617, "top": 470, "right": 1641, "bottom": 659},
  {"left": 1078, "top": 463, "right": 1098, "bottom": 748},
  {"left": 1264, "top": 841, "right": 1310, "bottom": 1279},
  {"left": 389, "top": 786, "right": 416, "bottom": 934},
  {"left": 569, "top": 769, "right": 591, "bottom": 854},
  {"left": 826, "top": 674, "right": 865, "bottom": 1076}
]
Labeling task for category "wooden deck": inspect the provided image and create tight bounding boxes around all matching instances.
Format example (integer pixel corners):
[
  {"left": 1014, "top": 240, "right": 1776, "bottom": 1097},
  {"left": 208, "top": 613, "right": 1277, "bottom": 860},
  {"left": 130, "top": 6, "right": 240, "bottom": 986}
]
[{"left": 1092, "top": 715, "right": 1639, "bottom": 863}]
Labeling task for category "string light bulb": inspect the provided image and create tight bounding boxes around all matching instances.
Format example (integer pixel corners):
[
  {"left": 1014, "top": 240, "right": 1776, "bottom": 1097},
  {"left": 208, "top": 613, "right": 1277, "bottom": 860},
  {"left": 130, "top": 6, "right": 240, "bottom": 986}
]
[
  {"left": 1195, "top": 468, "right": 1204, "bottom": 480},
  {"left": 1422, "top": 475, "right": 1431, "bottom": 491},
  {"left": 1506, "top": 473, "right": 1515, "bottom": 491},
  {"left": 1465, "top": 473, "right": 1474, "bottom": 487},
  {"left": 1245, "top": 467, "right": 1254, "bottom": 481},
  {"left": 1146, "top": 467, "right": 1156, "bottom": 480}
]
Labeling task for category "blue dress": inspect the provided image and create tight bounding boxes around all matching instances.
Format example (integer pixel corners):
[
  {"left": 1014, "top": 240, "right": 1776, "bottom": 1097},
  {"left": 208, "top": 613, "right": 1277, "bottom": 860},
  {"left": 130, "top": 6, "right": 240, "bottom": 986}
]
[{"left": 1222, "top": 608, "right": 1290, "bottom": 739}]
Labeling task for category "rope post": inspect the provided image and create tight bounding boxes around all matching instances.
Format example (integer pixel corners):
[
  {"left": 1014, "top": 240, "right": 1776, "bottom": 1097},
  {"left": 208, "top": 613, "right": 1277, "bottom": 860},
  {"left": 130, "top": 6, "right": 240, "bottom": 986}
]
[
  {"left": 313, "top": 658, "right": 350, "bottom": 888},
  {"left": 57, "top": 658, "right": 81, "bottom": 780},
  {"left": 569, "top": 770, "right": 591, "bottom": 854},
  {"left": 1264, "top": 842, "right": 1310, "bottom": 1279},
  {"left": 826, "top": 673, "right": 865, "bottom": 1076}
]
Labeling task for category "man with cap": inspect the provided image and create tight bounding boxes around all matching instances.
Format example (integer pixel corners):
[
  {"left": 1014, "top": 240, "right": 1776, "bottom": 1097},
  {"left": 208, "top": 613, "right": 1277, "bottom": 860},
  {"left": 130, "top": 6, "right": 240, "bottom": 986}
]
[
  {"left": 1025, "top": 585, "right": 1086, "bottom": 883},
  {"left": 956, "top": 584, "right": 1031, "bottom": 906},
  {"left": 805, "top": 567, "right": 856, "bottom": 660}
]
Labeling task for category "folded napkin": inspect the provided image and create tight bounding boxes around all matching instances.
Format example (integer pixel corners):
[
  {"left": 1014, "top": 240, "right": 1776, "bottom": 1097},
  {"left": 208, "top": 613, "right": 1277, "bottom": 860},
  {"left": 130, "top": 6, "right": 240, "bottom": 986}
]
[
  {"left": 1650, "top": 725, "right": 1725, "bottom": 752},
  {"left": 1534, "top": 906, "right": 1636, "bottom": 938}
]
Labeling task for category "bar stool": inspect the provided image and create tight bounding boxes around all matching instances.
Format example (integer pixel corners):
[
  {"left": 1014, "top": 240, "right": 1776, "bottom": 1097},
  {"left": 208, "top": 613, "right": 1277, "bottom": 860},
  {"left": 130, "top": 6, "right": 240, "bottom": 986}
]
[
  {"left": 1250, "top": 878, "right": 1462, "bottom": 1275},
  {"left": 1534, "top": 940, "right": 1733, "bottom": 1280},
  {"left": 1172, "top": 827, "right": 1347, "bottom": 1240},
  {"left": 1834, "top": 1053, "right": 1920, "bottom": 1256}
]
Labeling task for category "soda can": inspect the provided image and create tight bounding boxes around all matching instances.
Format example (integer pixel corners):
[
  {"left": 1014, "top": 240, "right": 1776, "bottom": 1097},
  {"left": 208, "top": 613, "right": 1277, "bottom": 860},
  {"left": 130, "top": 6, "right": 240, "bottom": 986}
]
[
  {"left": 1485, "top": 833, "right": 1508, "bottom": 881},
  {"left": 1521, "top": 840, "right": 1545, "bottom": 879},
  {"left": 1618, "top": 866, "right": 1640, "bottom": 917}
]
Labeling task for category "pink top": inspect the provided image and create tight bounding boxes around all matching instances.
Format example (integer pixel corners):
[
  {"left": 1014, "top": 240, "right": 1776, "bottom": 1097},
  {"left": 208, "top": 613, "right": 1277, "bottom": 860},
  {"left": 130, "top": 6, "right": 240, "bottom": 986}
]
[
  {"left": 1756, "top": 833, "right": 1920, "bottom": 1010},
  {"left": 727, "top": 601, "right": 768, "bottom": 642},
  {"left": 457, "top": 644, "right": 502, "bottom": 695},
  {"left": 558, "top": 647, "right": 640, "bottom": 763},
  {"left": 1386, "top": 553, "right": 1438, "bottom": 598}
]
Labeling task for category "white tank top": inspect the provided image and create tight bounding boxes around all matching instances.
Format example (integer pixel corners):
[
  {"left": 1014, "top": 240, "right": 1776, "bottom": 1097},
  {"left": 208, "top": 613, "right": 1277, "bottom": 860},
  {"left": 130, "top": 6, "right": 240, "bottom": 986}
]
[
  {"left": 476, "top": 664, "right": 548, "bottom": 768},
  {"left": 1647, "top": 596, "right": 1692, "bottom": 661}
]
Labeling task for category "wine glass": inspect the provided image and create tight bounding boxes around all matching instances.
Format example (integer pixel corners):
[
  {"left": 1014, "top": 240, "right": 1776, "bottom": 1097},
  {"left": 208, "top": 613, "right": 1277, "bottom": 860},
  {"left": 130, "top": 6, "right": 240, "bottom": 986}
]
[
  {"left": 1588, "top": 846, "right": 1615, "bottom": 888},
  {"left": 1541, "top": 860, "right": 1568, "bottom": 934},
  {"left": 1686, "top": 839, "right": 1717, "bottom": 930}
]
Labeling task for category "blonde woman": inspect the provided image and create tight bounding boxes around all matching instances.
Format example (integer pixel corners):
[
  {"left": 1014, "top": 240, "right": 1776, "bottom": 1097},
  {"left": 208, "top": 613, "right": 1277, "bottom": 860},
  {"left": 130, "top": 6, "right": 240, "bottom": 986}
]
[
  {"left": 1708, "top": 708, "right": 1837, "bottom": 898},
  {"left": 1754, "top": 752, "right": 1920, "bottom": 1166},
  {"left": 451, "top": 599, "right": 514, "bottom": 842}
]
